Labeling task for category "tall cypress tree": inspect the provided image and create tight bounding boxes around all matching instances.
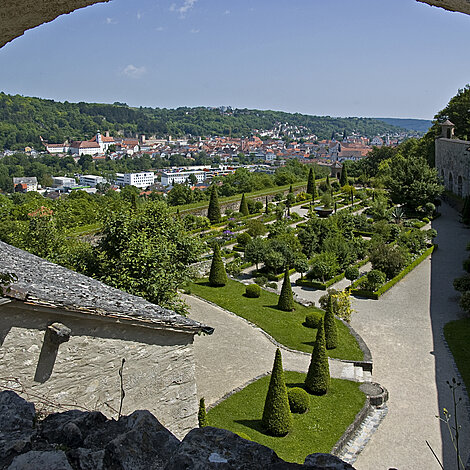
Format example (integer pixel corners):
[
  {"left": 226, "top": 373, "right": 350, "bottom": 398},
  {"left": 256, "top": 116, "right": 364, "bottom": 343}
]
[
  {"left": 277, "top": 269, "right": 294, "bottom": 311},
  {"left": 289, "top": 184, "right": 293, "bottom": 194},
  {"left": 198, "top": 398, "right": 209, "bottom": 427},
  {"left": 326, "top": 174, "right": 331, "bottom": 189},
  {"left": 262, "top": 349, "right": 292, "bottom": 436},
  {"left": 207, "top": 186, "right": 221, "bottom": 224},
  {"left": 305, "top": 318, "right": 330, "bottom": 395},
  {"left": 209, "top": 244, "right": 227, "bottom": 287},
  {"left": 307, "top": 168, "right": 314, "bottom": 196},
  {"left": 462, "top": 196, "right": 470, "bottom": 224},
  {"left": 265, "top": 196, "right": 269, "bottom": 214},
  {"left": 339, "top": 164, "right": 348, "bottom": 187},
  {"left": 240, "top": 193, "right": 249, "bottom": 216},
  {"left": 323, "top": 295, "right": 338, "bottom": 350}
]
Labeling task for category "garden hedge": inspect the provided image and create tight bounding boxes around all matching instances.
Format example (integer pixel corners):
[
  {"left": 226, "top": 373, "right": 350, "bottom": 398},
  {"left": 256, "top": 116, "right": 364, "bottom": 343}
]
[{"left": 245, "top": 284, "right": 262, "bottom": 298}]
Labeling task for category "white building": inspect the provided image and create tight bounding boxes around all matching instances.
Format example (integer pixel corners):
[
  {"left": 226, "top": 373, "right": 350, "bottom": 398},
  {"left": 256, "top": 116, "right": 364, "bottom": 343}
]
[
  {"left": 52, "top": 176, "right": 77, "bottom": 188},
  {"left": 13, "top": 177, "right": 38, "bottom": 192},
  {"left": 161, "top": 171, "right": 206, "bottom": 186},
  {"left": 115, "top": 172, "right": 155, "bottom": 189},
  {"left": 79, "top": 175, "right": 107, "bottom": 187}
]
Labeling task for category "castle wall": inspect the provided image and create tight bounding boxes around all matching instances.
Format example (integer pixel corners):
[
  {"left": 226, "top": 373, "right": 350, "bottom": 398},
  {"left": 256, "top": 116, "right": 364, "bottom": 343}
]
[
  {"left": 435, "top": 137, "right": 470, "bottom": 197},
  {"left": 0, "top": 303, "right": 198, "bottom": 439}
]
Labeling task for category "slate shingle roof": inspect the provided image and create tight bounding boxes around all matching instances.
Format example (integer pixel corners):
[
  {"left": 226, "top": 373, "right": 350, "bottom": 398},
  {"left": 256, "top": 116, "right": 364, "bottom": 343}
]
[{"left": 0, "top": 241, "right": 212, "bottom": 335}]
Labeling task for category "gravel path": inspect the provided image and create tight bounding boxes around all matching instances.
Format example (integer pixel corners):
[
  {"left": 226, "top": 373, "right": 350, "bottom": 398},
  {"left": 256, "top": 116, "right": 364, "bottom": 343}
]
[{"left": 351, "top": 203, "right": 470, "bottom": 470}]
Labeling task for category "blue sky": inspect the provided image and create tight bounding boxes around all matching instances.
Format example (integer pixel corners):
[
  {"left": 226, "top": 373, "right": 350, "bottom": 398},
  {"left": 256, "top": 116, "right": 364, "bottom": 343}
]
[{"left": 1, "top": 0, "right": 469, "bottom": 119}]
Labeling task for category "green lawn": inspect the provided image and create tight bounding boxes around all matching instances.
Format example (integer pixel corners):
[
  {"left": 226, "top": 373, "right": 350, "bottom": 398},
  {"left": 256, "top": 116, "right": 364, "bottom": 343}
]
[
  {"left": 189, "top": 278, "right": 363, "bottom": 361},
  {"left": 444, "top": 318, "right": 470, "bottom": 398},
  {"left": 207, "top": 371, "right": 366, "bottom": 464}
]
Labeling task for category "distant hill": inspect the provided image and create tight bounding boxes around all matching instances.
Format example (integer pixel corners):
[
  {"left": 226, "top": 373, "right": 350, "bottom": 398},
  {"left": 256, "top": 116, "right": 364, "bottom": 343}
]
[
  {"left": 376, "top": 118, "right": 432, "bottom": 133},
  {"left": 0, "top": 92, "right": 409, "bottom": 150}
]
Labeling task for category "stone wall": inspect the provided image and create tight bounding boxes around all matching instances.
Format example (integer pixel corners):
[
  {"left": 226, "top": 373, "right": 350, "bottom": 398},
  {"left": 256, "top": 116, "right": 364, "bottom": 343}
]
[
  {"left": 0, "top": 304, "right": 198, "bottom": 439},
  {"left": 435, "top": 137, "right": 470, "bottom": 197}
]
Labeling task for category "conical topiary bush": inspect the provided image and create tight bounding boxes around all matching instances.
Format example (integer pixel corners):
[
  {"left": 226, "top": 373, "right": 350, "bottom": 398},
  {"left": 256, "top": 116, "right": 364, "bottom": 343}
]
[
  {"left": 207, "top": 186, "right": 221, "bottom": 224},
  {"left": 323, "top": 294, "right": 338, "bottom": 350},
  {"left": 277, "top": 269, "right": 294, "bottom": 311},
  {"left": 209, "top": 244, "right": 227, "bottom": 287},
  {"left": 239, "top": 193, "right": 249, "bottom": 216},
  {"left": 307, "top": 168, "right": 315, "bottom": 199},
  {"left": 339, "top": 164, "right": 348, "bottom": 187},
  {"left": 198, "top": 397, "right": 209, "bottom": 427},
  {"left": 261, "top": 348, "right": 292, "bottom": 436},
  {"left": 305, "top": 318, "right": 330, "bottom": 395}
]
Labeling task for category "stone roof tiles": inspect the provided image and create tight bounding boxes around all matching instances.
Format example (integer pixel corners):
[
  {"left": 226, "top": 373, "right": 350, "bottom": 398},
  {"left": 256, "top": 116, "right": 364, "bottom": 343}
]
[{"left": 0, "top": 241, "right": 212, "bottom": 335}]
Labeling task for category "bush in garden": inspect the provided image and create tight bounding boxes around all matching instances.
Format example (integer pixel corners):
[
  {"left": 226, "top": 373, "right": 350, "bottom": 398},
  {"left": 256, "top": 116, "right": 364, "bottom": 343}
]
[
  {"left": 236, "top": 232, "right": 252, "bottom": 247},
  {"left": 246, "top": 219, "right": 267, "bottom": 237},
  {"left": 254, "top": 276, "right": 268, "bottom": 286},
  {"left": 266, "top": 282, "right": 278, "bottom": 289},
  {"left": 262, "top": 349, "right": 293, "bottom": 436},
  {"left": 424, "top": 202, "right": 435, "bottom": 217},
  {"left": 321, "top": 192, "right": 333, "bottom": 209},
  {"left": 319, "top": 289, "right": 353, "bottom": 323},
  {"left": 209, "top": 244, "right": 227, "bottom": 286},
  {"left": 459, "top": 291, "right": 470, "bottom": 312},
  {"left": 287, "top": 387, "right": 310, "bottom": 413},
  {"left": 331, "top": 181, "right": 340, "bottom": 192},
  {"left": 463, "top": 258, "right": 470, "bottom": 273},
  {"left": 278, "top": 269, "right": 294, "bottom": 311},
  {"left": 364, "top": 269, "right": 386, "bottom": 292},
  {"left": 323, "top": 295, "right": 338, "bottom": 350},
  {"left": 225, "top": 258, "right": 243, "bottom": 276},
  {"left": 345, "top": 265, "right": 360, "bottom": 286},
  {"left": 207, "top": 186, "right": 221, "bottom": 224},
  {"left": 304, "top": 312, "right": 322, "bottom": 329},
  {"left": 245, "top": 284, "right": 261, "bottom": 298},
  {"left": 239, "top": 193, "right": 250, "bottom": 216},
  {"left": 453, "top": 275, "right": 470, "bottom": 292},
  {"left": 306, "top": 252, "right": 340, "bottom": 282},
  {"left": 198, "top": 398, "right": 209, "bottom": 427},
  {"left": 305, "top": 318, "right": 330, "bottom": 395},
  {"left": 369, "top": 244, "right": 409, "bottom": 279}
]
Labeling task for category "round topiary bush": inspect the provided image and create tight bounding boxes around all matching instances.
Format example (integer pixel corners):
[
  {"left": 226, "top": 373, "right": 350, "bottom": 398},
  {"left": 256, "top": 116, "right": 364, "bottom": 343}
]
[
  {"left": 245, "top": 284, "right": 261, "bottom": 298},
  {"left": 364, "top": 269, "right": 386, "bottom": 292},
  {"left": 287, "top": 387, "right": 310, "bottom": 413},
  {"left": 234, "top": 432, "right": 252, "bottom": 441},
  {"left": 237, "top": 232, "right": 252, "bottom": 247},
  {"left": 266, "top": 282, "right": 278, "bottom": 289},
  {"left": 304, "top": 312, "right": 321, "bottom": 329}
]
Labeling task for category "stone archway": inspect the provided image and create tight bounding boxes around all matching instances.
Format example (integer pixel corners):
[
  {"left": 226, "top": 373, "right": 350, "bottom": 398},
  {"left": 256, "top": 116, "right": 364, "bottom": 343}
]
[
  {"left": 458, "top": 175, "right": 463, "bottom": 197},
  {"left": 448, "top": 172, "right": 454, "bottom": 192}
]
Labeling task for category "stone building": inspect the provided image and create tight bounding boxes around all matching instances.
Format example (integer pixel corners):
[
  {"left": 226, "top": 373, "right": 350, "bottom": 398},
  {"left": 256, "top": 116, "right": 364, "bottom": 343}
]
[
  {"left": 0, "top": 241, "right": 212, "bottom": 439},
  {"left": 435, "top": 120, "right": 470, "bottom": 197}
]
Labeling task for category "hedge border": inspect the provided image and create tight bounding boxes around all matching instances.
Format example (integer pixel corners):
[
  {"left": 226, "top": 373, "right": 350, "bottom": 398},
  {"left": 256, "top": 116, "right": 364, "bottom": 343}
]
[
  {"left": 350, "top": 245, "right": 435, "bottom": 300},
  {"left": 255, "top": 267, "right": 296, "bottom": 281}
]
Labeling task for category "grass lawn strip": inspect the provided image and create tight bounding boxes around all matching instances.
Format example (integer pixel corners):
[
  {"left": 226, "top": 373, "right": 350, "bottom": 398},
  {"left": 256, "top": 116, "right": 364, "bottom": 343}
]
[
  {"left": 444, "top": 318, "right": 470, "bottom": 400},
  {"left": 189, "top": 278, "right": 363, "bottom": 361},
  {"left": 207, "top": 372, "right": 366, "bottom": 464}
]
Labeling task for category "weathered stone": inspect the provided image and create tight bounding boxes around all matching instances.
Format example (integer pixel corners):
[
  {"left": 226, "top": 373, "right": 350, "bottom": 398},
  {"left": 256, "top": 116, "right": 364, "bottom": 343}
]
[
  {"left": 66, "top": 448, "right": 105, "bottom": 470},
  {"left": 165, "top": 426, "right": 304, "bottom": 470},
  {"left": 47, "top": 323, "right": 71, "bottom": 345},
  {"left": 7, "top": 450, "right": 72, "bottom": 470},
  {"left": 0, "top": 391, "right": 36, "bottom": 467},
  {"left": 304, "top": 453, "right": 355, "bottom": 469}
]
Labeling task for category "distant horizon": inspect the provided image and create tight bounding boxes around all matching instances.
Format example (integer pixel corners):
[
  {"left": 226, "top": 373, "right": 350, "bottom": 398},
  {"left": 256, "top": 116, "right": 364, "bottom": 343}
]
[{"left": 0, "top": 90, "right": 434, "bottom": 123}]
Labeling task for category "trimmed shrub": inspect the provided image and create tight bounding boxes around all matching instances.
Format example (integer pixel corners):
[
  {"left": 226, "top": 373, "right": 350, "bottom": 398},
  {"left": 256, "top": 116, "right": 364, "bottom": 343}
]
[
  {"left": 239, "top": 193, "right": 250, "bottom": 217},
  {"left": 288, "top": 387, "right": 310, "bottom": 414},
  {"left": 454, "top": 275, "right": 470, "bottom": 293},
  {"left": 262, "top": 349, "right": 292, "bottom": 436},
  {"left": 198, "top": 398, "right": 209, "bottom": 427},
  {"left": 304, "top": 312, "right": 321, "bottom": 329},
  {"left": 305, "top": 318, "right": 330, "bottom": 395},
  {"left": 245, "top": 284, "right": 261, "bottom": 298},
  {"left": 364, "top": 269, "right": 386, "bottom": 292},
  {"left": 323, "top": 295, "right": 338, "bottom": 350},
  {"left": 266, "top": 282, "right": 278, "bottom": 289},
  {"left": 235, "top": 432, "right": 252, "bottom": 441},
  {"left": 345, "top": 265, "right": 360, "bottom": 285},
  {"left": 254, "top": 276, "right": 268, "bottom": 286},
  {"left": 236, "top": 232, "right": 252, "bottom": 247},
  {"left": 459, "top": 291, "right": 470, "bottom": 313},
  {"left": 207, "top": 186, "right": 221, "bottom": 224},
  {"left": 278, "top": 269, "right": 294, "bottom": 311},
  {"left": 209, "top": 244, "right": 227, "bottom": 287},
  {"left": 463, "top": 258, "right": 470, "bottom": 273}
]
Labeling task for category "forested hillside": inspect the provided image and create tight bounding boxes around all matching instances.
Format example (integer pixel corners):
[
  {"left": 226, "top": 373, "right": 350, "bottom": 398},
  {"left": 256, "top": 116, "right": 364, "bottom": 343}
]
[{"left": 0, "top": 93, "right": 407, "bottom": 150}]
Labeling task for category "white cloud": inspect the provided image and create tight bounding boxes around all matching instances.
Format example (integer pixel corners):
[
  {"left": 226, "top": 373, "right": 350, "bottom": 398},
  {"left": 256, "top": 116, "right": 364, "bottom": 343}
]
[
  {"left": 170, "top": 0, "right": 197, "bottom": 17},
  {"left": 122, "top": 64, "right": 147, "bottom": 79},
  {"left": 106, "top": 17, "right": 117, "bottom": 24},
  {"left": 190, "top": 28, "right": 200, "bottom": 34}
]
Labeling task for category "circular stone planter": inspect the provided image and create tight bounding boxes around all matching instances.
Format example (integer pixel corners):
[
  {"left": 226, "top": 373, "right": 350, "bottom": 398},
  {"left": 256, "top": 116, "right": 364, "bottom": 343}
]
[
  {"left": 314, "top": 206, "right": 334, "bottom": 217},
  {"left": 359, "top": 382, "right": 389, "bottom": 407}
]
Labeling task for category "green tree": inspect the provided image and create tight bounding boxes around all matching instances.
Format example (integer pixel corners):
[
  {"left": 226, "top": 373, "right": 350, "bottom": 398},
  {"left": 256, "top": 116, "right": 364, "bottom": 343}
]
[
  {"left": 244, "top": 237, "right": 267, "bottom": 270},
  {"left": 261, "top": 349, "right": 292, "bottom": 436},
  {"left": 306, "top": 168, "right": 314, "bottom": 196},
  {"left": 278, "top": 269, "right": 294, "bottom": 311},
  {"left": 345, "top": 265, "right": 359, "bottom": 286},
  {"left": 246, "top": 218, "right": 267, "bottom": 237},
  {"left": 97, "top": 200, "right": 202, "bottom": 313},
  {"left": 198, "top": 398, "right": 209, "bottom": 427},
  {"left": 209, "top": 243, "right": 227, "bottom": 287},
  {"left": 323, "top": 295, "right": 338, "bottom": 350},
  {"left": 339, "top": 164, "right": 348, "bottom": 187},
  {"left": 239, "top": 193, "right": 249, "bottom": 216},
  {"left": 305, "top": 318, "right": 330, "bottom": 395},
  {"left": 207, "top": 186, "right": 221, "bottom": 224}
]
